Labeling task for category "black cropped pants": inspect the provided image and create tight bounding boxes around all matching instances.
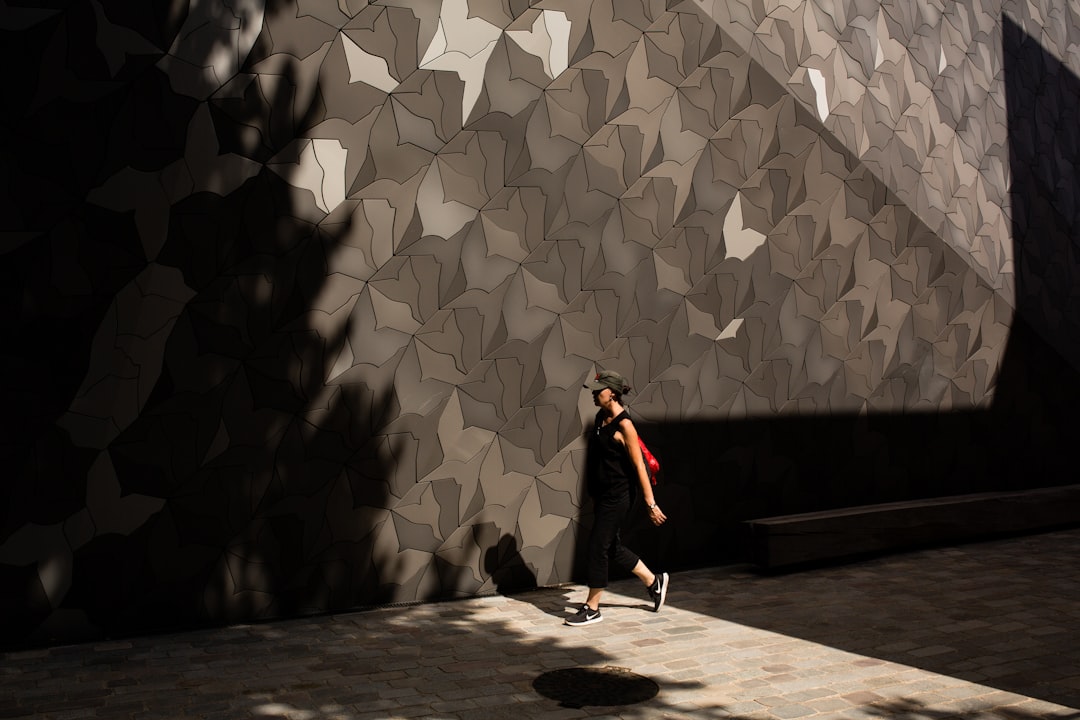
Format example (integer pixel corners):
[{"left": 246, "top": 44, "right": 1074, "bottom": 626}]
[{"left": 586, "top": 491, "right": 640, "bottom": 589}]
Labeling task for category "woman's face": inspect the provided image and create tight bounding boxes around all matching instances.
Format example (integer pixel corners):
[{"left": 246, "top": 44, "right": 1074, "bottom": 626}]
[{"left": 592, "top": 388, "right": 614, "bottom": 408}]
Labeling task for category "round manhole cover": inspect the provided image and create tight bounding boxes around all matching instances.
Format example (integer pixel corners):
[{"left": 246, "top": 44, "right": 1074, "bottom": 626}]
[{"left": 532, "top": 666, "right": 659, "bottom": 708}]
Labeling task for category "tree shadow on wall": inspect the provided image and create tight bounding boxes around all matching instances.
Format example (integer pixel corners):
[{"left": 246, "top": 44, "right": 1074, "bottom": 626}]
[{"left": 0, "top": 0, "right": 407, "bottom": 646}]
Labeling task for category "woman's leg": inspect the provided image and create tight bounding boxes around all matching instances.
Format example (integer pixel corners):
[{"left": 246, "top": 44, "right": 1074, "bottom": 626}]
[
  {"left": 613, "top": 525, "right": 669, "bottom": 612},
  {"left": 566, "top": 500, "right": 622, "bottom": 625},
  {"left": 584, "top": 495, "right": 630, "bottom": 605},
  {"left": 608, "top": 525, "right": 641, "bottom": 580},
  {"left": 630, "top": 560, "right": 655, "bottom": 587}
]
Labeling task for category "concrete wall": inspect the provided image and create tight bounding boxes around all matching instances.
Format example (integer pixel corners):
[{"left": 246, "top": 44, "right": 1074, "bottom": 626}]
[{"left": 2, "top": 0, "right": 1079, "bottom": 647}]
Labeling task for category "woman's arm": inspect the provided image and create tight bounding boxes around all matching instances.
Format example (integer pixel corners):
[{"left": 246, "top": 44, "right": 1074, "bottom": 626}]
[{"left": 618, "top": 418, "right": 667, "bottom": 526}]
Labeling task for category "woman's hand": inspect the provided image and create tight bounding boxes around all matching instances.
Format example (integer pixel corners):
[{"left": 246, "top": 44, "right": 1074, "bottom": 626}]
[{"left": 647, "top": 503, "right": 667, "bottom": 526}]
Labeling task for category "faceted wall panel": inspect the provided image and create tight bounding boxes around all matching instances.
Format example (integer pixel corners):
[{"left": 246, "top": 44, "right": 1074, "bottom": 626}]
[{"left": 2, "top": 0, "right": 1079, "bottom": 647}]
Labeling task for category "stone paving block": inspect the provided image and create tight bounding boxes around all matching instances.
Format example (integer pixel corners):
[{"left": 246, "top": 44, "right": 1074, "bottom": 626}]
[
  {"left": 908, "top": 644, "right": 958, "bottom": 657},
  {"left": 805, "top": 696, "right": 851, "bottom": 712},
  {"left": 769, "top": 704, "right": 816, "bottom": 718},
  {"left": 783, "top": 687, "right": 835, "bottom": 702}
]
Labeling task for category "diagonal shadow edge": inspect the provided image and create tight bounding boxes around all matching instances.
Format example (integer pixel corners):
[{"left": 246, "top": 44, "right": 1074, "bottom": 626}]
[
  {"left": 600, "top": 11, "right": 1080, "bottom": 710},
  {"left": 687, "top": 0, "right": 1017, "bottom": 310}
]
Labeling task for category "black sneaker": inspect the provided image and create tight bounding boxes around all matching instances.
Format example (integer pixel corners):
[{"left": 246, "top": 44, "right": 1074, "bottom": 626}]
[
  {"left": 564, "top": 605, "right": 602, "bottom": 626},
  {"left": 649, "top": 573, "right": 669, "bottom": 612}
]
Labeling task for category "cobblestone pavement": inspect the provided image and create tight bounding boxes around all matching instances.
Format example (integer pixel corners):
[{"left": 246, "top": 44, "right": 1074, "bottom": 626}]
[{"left": 3, "top": 529, "right": 1080, "bottom": 719}]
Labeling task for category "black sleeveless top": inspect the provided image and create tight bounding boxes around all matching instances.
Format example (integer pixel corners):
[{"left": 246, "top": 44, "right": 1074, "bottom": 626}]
[{"left": 587, "top": 409, "right": 635, "bottom": 499}]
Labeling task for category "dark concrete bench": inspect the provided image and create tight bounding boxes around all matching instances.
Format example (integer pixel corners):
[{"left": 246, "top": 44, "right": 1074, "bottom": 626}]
[{"left": 743, "top": 485, "right": 1080, "bottom": 569}]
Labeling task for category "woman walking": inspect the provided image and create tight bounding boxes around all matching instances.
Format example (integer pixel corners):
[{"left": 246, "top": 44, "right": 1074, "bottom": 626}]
[{"left": 565, "top": 370, "right": 669, "bottom": 626}]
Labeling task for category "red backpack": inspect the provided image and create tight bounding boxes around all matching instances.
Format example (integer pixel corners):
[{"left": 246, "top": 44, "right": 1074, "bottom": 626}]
[{"left": 638, "top": 438, "right": 660, "bottom": 485}]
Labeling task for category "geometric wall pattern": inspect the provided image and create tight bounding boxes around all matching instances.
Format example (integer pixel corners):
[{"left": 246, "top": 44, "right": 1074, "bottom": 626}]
[{"left": 2, "top": 0, "right": 1079, "bottom": 647}]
